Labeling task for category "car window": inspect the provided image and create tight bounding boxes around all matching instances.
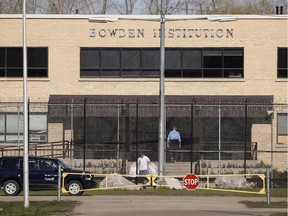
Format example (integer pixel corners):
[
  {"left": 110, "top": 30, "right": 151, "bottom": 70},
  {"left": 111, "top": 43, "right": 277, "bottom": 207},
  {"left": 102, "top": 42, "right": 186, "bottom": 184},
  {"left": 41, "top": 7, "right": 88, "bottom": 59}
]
[
  {"left": 39, "top": 159, "right": 58, "bottom": 171},
  {"left": 2, "top": 158, "right": 17, "bottom": 169},
  {"left": 19, "top": 159, "right": 37, "bottom": 170}
]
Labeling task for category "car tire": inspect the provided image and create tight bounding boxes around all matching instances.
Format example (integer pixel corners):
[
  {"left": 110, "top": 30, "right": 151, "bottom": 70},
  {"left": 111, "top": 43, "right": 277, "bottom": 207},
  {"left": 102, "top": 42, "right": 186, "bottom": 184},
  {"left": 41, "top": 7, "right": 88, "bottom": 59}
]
[
  {"left": 3, "top": 180, "right": 20, "bottom": 196},
  {"left": 67, "top": 180, "right": 83, "bottom": 196}
]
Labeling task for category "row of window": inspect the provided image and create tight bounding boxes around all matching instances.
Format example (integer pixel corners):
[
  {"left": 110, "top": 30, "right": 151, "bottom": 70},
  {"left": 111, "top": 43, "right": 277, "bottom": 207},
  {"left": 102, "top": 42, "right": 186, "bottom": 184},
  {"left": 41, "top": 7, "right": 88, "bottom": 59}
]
[
  {"left": 0, "top": 47, "right": 48, "bottom": 77},
  {"left": 0, "top": 47, "right": 287, "bottom": 78},
  {"left": 80, "top": 48, "right": 244, "bottom": 78}
]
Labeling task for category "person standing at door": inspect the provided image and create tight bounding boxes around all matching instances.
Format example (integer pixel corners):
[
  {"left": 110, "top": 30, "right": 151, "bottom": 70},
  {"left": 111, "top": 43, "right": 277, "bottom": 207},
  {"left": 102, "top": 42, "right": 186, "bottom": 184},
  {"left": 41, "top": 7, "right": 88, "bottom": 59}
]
[{"left": 167, "top": 126, "right": 181, "bottom": 162}]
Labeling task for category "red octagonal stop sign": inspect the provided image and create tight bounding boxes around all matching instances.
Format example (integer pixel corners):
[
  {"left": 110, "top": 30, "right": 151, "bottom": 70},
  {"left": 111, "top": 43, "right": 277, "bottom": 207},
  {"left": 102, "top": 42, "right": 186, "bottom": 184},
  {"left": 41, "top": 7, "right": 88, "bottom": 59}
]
[{"left": 183, "top": 173, "right": 199, "bottom": 190}]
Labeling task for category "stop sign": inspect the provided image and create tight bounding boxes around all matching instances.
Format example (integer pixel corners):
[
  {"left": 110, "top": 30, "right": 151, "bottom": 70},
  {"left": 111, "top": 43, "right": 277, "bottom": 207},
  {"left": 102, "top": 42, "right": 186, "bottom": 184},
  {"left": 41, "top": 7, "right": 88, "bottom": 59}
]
[{"left": 183, "top": 173, "right": 199, "bottom": 190}]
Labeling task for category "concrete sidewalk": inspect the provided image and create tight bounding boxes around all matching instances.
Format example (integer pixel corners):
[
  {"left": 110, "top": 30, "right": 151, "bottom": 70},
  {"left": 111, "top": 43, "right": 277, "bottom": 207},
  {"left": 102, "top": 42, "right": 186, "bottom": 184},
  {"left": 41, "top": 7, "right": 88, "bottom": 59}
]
[{"left": 1, "top": 195, "right": 287, "bottom": 216}]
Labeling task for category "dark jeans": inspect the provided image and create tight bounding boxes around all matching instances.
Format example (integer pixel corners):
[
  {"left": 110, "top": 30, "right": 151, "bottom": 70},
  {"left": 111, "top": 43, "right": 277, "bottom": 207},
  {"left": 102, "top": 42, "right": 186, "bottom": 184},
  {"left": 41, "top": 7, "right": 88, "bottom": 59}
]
[
  {"left": 139, "top": 170, "right": 148, "bottom": 184},
  {"left": 168, "top": 140, "right": 180, "bottom": 162}
]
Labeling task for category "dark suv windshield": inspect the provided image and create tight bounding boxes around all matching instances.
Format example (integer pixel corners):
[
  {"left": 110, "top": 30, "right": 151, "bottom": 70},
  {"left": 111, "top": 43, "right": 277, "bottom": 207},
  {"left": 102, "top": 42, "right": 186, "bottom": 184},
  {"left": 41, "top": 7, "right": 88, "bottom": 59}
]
[{"left": 58, "top": 160, "right": 70, "bottom": 169}]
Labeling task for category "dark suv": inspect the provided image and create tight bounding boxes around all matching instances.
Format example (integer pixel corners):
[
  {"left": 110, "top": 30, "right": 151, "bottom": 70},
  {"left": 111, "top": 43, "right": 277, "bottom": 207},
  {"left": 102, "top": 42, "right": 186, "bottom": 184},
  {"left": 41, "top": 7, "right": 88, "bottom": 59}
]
[{"left": 0, "top": 156, "right": 96, "bottom": 196}]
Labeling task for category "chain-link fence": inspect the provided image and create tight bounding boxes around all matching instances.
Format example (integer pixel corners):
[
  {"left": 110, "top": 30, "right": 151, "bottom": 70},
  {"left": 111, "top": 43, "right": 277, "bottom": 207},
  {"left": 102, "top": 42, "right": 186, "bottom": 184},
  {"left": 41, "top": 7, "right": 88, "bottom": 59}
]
[{"left": 0, "top": 97, "right": 287, "bottom": 177}]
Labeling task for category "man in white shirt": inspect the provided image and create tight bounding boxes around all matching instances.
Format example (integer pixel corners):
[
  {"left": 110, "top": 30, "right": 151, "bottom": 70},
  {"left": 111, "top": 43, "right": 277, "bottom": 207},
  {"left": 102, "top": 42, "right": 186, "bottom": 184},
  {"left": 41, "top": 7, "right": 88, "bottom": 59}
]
[{"left": 137, "top": 153, "right": 150, "bottom": 186}]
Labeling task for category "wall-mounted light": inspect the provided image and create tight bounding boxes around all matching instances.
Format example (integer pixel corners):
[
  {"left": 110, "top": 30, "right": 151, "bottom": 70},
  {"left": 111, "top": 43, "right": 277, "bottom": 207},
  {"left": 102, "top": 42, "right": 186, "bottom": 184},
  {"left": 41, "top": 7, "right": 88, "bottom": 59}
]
[{"left": 267, "top": 110, "right": 274, "bottom": 116}]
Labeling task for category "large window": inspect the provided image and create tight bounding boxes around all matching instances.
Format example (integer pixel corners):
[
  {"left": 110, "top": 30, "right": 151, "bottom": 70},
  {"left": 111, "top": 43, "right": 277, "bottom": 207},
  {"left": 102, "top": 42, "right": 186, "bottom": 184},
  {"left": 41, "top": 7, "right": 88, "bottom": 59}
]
[
  {"left": 80, "top": 47, "right": 244, "bottom": 78},
  {"left": 278, "top": 48, "right": 288, "bottom": 78},
  {"left": 0, "top": 47, "right": 48, "bottom": 78},
  {"left": 0, "top": 113, "right": 47, "bottom": 143},
  {"left": 277, "top": 113, "right": 288, "bottom": 144}
]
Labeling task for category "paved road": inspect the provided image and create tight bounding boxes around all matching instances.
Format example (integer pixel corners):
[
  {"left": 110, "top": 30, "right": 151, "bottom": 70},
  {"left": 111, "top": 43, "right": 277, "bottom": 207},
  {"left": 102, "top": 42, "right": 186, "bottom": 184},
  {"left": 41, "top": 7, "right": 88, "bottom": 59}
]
[{"left": 1, "top": 195, "right": 287, "bottom": 216}]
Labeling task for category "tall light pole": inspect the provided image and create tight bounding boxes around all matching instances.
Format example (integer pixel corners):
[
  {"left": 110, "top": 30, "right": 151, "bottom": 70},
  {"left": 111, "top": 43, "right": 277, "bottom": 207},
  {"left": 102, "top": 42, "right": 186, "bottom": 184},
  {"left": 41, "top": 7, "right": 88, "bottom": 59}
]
[
  {"left": 158, "top": 0, "right": 166, "bottom": 177},
  {"left": 22, "top": 0, "right": 29, "bottom": 208}
]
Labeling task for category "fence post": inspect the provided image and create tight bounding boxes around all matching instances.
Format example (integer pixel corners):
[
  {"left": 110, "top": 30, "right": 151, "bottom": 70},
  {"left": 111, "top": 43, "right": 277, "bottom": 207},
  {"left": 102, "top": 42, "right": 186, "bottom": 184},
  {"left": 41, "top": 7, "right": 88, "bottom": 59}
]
[
  {"left": 57, "top": 163, "right": 61, "bottom": 202},
  {"left": 266, "top": 168, "right": 271, "bottom": 204},
  {"left": 244, "top": 101, "right": 247, "bottom": 174},
  {"left": 190, "top": 100, "right": 195, "bottom": 173},
  {"left": 83, "top": 98, "right": 87, "bottom": 170},
  {"left": 51, "top": 143, "right": 54, "bottom": 158}
]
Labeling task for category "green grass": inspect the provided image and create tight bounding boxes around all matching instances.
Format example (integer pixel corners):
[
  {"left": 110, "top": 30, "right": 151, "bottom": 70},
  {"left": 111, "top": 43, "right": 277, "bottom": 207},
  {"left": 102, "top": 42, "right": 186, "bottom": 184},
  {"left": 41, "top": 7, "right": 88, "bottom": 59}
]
[
  {"left": 0, "top": 200, "right": 78, "bottom": 216},
  {"left": 240, "top": 201, "right": 288, "bottom": 216},
  {"left": 83, "top": 187, "right": 287, "bottom": 197}
]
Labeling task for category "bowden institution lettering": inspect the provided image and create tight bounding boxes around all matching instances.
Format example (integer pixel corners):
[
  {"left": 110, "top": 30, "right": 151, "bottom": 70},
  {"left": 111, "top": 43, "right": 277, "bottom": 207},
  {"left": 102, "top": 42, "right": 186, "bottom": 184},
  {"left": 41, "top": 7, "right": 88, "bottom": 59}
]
[{"left": 89, "top": 28, "right": 234, "bottom": 39}]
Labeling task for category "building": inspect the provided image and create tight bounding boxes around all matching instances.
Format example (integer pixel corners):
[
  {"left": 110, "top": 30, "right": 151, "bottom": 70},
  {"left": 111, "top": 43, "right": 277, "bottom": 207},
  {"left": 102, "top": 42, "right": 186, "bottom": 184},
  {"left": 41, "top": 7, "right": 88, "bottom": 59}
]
[{"left": 0, "top": 14, "right": 287, "bottom": 171}]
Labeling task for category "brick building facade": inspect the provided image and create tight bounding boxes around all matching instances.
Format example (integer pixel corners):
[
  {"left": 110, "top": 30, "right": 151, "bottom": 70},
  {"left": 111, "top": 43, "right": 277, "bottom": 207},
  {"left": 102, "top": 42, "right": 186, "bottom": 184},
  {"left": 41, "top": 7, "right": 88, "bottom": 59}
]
[{"left": 0, "top": 14, "right": 287, "bottom": 171}]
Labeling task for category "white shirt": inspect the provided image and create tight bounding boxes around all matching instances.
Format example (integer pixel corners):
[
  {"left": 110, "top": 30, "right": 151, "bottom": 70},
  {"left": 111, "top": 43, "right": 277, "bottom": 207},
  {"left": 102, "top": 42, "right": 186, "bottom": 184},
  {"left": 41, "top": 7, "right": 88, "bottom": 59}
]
[{"left": 137, "top": 155, "right": 150, "bottom": 170}]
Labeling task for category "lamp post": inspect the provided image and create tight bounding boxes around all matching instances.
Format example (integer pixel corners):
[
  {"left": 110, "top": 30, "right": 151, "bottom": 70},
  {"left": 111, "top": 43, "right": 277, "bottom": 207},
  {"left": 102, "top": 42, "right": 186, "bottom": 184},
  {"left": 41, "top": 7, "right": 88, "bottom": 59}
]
[
  {"left": 158, "top": 0, "right": 166, "bottom": 177},
  {"left": 22, "top": 0, "right": 29, "bottom": 208}
]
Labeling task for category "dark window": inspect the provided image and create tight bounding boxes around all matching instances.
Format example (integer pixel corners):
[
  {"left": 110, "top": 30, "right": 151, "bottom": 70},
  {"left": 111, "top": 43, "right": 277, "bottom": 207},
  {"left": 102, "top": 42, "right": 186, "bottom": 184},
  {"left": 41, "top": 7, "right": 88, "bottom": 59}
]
[
  {"left": 165, "top": 69, "right": 181, "bottom": 77},
  {"left": 224, "top": 69, "right": 243, "bottom": 78},
  {"left": 80, "top": 48, "right": 100, "bottom": 69},
  {"left": 28, "top": 48, "right": 48, "bottom": 67},
  {"left": 2, "top": 159, "right": 17, "bottom": 169},
  {"left": 203, "top": 69, "right": 222, "bottom": 78},
  {"left": 278, "top": 48, "right": 288, "bottom": 78},
  {"left": 142, "top": 70, "right": 159, "bottom": 77},
  {"left": 182, "top": 49, "right": 202, "bottom": 69},
  {"left": 166, "top": 49, "right": 181, "bottom": 69},
  {"left": 7, "top": 48, "right": 23, "bottom": 67},
  {"left": 0, "top": 47, "right": 48, "bottom": 78},
  {"left": 121, "top": 49, "right": 140, "bottom": 69},
  {"left": 0, "top": 48, "right": 5, "bottom": 67},
  {"left": 183, "top": 69, "right": 202, "bottom": 78},
  {"left": 121, "top": 70, "right": 141, "bottom": 77},
  {"left": 203, "top": 49, "right": 222, "bottom": 68},
  {"left": 224, "top": 49, "right": 243, "bottom": 68},
  {"left": 79, "top": 47, "right": 243, "bottom": 78},
  {"left": 101, "top": 69, "right": 120, "bottom": 77},
  {"left": 7, "top": 69, "right": 23, "bottom": 77},
  {"left": 101, "top": 49, "right": 120, "bottom": 69},
  {"left": 142, "top": 49, "right": 160, "bottom": 69},
  {"left": 80, "top": 69, "right": 100, "bottom": 77},
  {"left": 0, "top": 69, "right": 5, "bottom": 77}
]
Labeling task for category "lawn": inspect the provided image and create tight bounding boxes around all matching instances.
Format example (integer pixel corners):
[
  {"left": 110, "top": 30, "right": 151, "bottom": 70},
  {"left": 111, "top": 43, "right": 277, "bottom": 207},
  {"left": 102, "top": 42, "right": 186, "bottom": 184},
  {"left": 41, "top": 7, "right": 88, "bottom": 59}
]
[{"left": 0, "top": 200, "right": 78, "bottom": 216}]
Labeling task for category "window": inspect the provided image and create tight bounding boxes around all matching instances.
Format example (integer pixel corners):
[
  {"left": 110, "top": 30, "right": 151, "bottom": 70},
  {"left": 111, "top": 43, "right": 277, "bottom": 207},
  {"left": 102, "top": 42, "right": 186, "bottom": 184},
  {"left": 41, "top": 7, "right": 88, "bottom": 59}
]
[
  {"left": 80, "top": 47, "right": 243, "bottom": 78},
  {"left": 0, "top": 113, "right": 47, "bottom": 143},
  {"left": 2, "top": 158, "right": 17, "bottom": 169},
  {"left": 278, "top": 48, "right": 288, "bottom": 78},
  {"left": 39, "top": 159, "right": 58, "bottom": 171},
  {"left": 0, "top": 47, "right": 48, "bottom": 78},
  {"left": 20, "top": 159, "right": 37, "bottom": 170},
  {"left": 277, "top": 113, "right": 288, "bottom": 144}
]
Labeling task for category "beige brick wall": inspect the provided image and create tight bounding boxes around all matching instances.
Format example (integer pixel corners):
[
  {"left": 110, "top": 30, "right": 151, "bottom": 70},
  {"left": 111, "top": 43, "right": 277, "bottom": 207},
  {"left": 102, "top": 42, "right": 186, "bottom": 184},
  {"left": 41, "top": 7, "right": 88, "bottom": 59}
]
[
  {"left": 0, "top": 15, "right": 287, "bottom": 103},
  {"left": 252, "top": 124, "right": 287, "bottom": 171}
]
